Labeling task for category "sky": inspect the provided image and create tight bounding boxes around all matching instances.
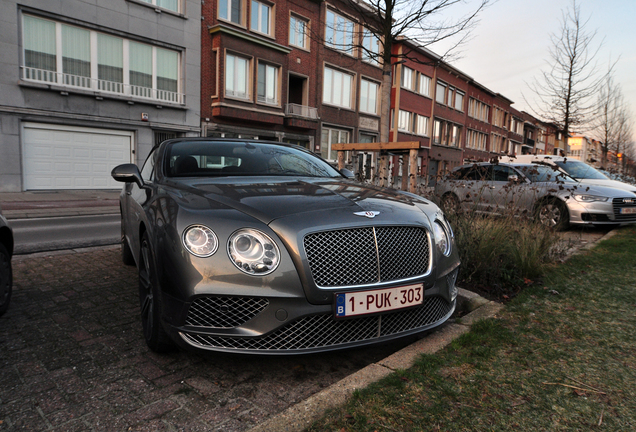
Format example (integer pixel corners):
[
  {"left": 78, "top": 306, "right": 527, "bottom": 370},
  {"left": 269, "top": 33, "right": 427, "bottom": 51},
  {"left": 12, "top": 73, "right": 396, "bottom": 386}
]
[{"left": 428, "top": 0, "right": 636, "bottom": 142}]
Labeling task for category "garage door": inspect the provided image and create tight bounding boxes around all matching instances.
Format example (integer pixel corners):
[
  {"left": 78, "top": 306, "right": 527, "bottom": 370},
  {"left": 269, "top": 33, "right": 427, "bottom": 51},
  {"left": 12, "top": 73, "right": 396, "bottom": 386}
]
[{"left": 23, "top": 123, "right": 133, "bottom": 190}]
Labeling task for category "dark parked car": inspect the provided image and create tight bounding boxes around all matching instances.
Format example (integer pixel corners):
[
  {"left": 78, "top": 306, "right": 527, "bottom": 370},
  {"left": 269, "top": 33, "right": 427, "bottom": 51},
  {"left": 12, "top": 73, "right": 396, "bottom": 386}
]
[
  {"left": 0, "top": 207, "right": 14, "bottom": 317},
  {"left": 112, "top": 139, "right": 459, "bottom": 354}
]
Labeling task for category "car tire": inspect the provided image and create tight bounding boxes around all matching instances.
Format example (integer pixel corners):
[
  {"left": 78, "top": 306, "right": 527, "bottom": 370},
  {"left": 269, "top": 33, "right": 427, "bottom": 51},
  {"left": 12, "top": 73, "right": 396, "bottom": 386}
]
[
  {"left": 441, "top": 193, "right": 461, "bottom": 215},
  {"left": 138, "top": 232, "right": 175, "bottom": 353},
  {"left": 0, "top": 243, "right": 12, "bottom": 317},
  {"left": 537, "top": 199, "right": 569, "bottom": 231}
]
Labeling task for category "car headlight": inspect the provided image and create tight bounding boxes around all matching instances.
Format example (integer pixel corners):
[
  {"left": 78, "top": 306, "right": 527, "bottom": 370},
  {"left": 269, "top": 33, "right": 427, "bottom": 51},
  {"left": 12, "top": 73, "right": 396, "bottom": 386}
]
[
  {"left": 228, "top": 229, "right": 280, "bottom": 275},
  {"left": 183, "top": 225, "right": 219, "bottom": 257},
  {"left": 433, "top": 220, "right": 452, "bottom": 257},
  {"left": 572, "top": 194, "right": 609, "bottom": 203}
]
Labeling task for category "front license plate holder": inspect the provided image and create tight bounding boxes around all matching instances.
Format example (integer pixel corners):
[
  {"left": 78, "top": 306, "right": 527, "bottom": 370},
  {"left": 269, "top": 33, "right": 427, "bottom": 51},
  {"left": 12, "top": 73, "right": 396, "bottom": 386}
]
[
  {"left": 335, "top": 284, "right": 424, "bottom": 318},
  {"left": 620, "top": 207, "right": 636, "bottom": 214}
]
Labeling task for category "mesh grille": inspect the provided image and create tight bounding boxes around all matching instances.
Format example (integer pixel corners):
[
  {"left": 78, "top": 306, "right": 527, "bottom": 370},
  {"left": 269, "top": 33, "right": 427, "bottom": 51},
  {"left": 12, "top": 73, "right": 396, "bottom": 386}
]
[
  {"left": 181, "top": 296, "right": 452, "bottom": 352},
  {"left": 185, "top": 296, "right": 269, "bottom": 328},
  {"left": 304, "top": 226, "right": 430, "bottom": 287},
  {"left": 613, "top": 197, "right": 636, "bottom": 222}
]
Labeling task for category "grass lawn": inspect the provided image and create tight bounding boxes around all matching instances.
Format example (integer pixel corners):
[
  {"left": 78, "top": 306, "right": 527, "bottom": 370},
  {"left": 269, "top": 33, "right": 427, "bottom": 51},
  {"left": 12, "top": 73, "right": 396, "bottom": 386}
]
[{"left": 306, "top": 226, "right": 636, "bottom": 431}]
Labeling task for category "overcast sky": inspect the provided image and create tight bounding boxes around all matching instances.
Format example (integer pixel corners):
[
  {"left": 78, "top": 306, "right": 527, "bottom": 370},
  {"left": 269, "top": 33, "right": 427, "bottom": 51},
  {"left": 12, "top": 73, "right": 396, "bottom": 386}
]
[{"left": 429, "top": 0, "right": 636, "bottom": 141}]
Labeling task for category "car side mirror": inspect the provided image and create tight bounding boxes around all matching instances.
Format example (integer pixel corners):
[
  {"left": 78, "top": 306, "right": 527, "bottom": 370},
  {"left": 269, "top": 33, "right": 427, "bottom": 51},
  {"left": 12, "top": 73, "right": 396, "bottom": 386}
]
[
  {"left": 112, "top": 164, "right": 144, "bottom": 189},
  {"left": 508, "top": 174, "right": 520, "bottom": 183},
  {"left": 340, "top": 168, "right": 355, "bottom": 179}
]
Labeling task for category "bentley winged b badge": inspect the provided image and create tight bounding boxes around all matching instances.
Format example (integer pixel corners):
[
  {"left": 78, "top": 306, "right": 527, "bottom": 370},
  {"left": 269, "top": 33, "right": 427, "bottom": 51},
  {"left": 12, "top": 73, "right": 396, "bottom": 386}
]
[{"left": 354, "top": 211, "right": 380, "bottom": 219}]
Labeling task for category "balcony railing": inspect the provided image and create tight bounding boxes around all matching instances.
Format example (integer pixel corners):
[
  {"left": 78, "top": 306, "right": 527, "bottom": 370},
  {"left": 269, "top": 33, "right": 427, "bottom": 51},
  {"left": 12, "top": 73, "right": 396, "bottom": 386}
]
[
  {"left": 285, "top": 103, "right": 319, "bottom": 120},
  {"left": 22, "top": 66, "right": 185, "bottom": 105}
]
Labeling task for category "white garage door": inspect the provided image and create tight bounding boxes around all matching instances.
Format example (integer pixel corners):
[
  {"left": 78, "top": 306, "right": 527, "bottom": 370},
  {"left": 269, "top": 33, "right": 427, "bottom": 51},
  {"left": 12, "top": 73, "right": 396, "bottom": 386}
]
[{"left": 23, "top": 123, "right": 134, "bottom": 190}]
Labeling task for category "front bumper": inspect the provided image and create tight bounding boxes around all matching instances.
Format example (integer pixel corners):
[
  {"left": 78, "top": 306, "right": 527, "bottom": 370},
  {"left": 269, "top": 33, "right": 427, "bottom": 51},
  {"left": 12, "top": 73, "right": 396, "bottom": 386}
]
[
  {"left": 170, "top": 266, "right": 459, "bottom": 354},
  {"left": 567, "top": 197, "right": 636, "bottom": 225}
]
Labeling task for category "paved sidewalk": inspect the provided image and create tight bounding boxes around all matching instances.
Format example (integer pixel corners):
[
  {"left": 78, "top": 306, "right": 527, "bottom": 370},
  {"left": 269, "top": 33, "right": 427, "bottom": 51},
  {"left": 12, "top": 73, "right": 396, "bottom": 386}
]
[{"left": 0, "top": 190, "right": 121, "bottom": 219}]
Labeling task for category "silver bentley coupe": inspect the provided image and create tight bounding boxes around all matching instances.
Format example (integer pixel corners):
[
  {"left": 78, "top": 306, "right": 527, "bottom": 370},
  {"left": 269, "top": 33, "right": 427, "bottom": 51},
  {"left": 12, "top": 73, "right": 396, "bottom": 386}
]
[{"left": 112, "top": 139, "right": 459, "bottom": 354}]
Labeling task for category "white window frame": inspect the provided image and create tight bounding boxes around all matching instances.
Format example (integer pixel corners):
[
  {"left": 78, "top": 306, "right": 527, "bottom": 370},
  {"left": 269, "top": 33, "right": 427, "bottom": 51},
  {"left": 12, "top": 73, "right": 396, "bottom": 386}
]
[
  {"left": 361, "top": 29, "right": 380, "bottom": 66},
  {"left": 398, "top": 110, "right": 412, "bottom": 132},
  {"left": 139, "top": 0, "right": 181, "bottom": 13},
  {"left": 454, "top": 90, "right": 464, "bottom": 111},
  {"left": 415, "top": 115, "right": 429, "bottom": 136},
  {"left": 401, "top": 66, "right": 415, "bottom": 91},
  {"left": 251, "top": 0, "right": 273, "bottom": 36},
  {"left": 257, "top": 61, "right": 279, "bottom": 105},
  {"left": 359, "top": 78, "right": 379, "bottom": 115},
  {"left": 289, "top": 14, "right": 308, "bottom": 49},
  {"left": 323, "top": 66, "right": 353, "bottom": 109},
  {"left": 20, "top": 14, "right": 183, "bottom": 104},
  {"left": 418, "top": 74, "right": 431, "bottom": 97},
  {"left": 325, "top": 9, "right": 355, "bottom": 55},
  {"left": 435, "top": 81, "right": 446, "bottom": 104},
  {"left": 219, "top": 0, "right": 244, "bottom": 25},
  {"left": 321, "top": 126, "right": 350, "bottom": 161},
  {"left": 225, "top": 52, "right": 250, "bottom": 100}
]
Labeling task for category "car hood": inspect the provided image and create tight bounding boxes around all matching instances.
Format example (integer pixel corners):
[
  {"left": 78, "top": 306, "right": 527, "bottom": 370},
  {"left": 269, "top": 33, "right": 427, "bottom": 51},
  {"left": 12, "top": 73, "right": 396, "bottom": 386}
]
[
  {"left": 168, "top": 176, "right": 435, "bottom": 225},
  {"left": 577, "top": 178, "right": 636, "bottom": 193}
]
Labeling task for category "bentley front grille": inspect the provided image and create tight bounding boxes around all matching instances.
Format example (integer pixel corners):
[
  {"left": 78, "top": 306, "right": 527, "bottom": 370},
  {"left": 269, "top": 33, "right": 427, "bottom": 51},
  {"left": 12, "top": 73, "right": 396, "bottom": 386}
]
[
  {"left": 185, "top": 296, "right": 269, "bottom": 328},
  {"left": 181, "top": 296, "right": 452, "bottom": 352},
  {"left": 303, "top": 226, "right": 431, "bottom": 288},
  {"left": 613, "top": 197, "right": 636, "bottom": 222}
]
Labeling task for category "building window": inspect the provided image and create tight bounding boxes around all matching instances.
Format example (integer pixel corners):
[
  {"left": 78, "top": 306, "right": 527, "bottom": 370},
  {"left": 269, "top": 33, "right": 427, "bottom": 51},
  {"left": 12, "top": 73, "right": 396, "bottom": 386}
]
[
  {"left": 467, "top": 129, "right": 487, "bottom": 150},
  {"left": 446, "top": 86, "right": 454, "bottom": 106},
  {"left": 139, "top": 0, "right": 180, "bottom": 13},
  {"left": 323, "top": 66, "right": 353, "bottom": 109},
  {"left": 219, "top": 0, "right": 243, "bottom": 25},
  {"left": 454, "top": 91, "right": 464, "bottom": 111},
  {"left": 321, "top": 126, "right": 350, "bottom": 160},
  {"left": 325, "top": 10, "right": 355, "bottom": 55},
  {"left": 398, "top": 110, "right": 412, "bottom": 132},
  {"left": 433, "top": 118, "right": 461, "bottom": 147},
  {"left": 251, "top": 0, "right": 272, "bottom": 36},
  {"left": 468, "top": 98, "right": 490, "bottom": 123},
  {"left": 415, "top": 115, "right": 429, "bottom": 136},
  {"left": 226, "top": 53, "right": 250, "bottom": 99},
  {"left": 418, "top": 74, "right": 431, "bottom": 97},
  {"left": 435, "top": 81, "right": 446, "bottom": 104},
  {"left": 21, "top": 15, "right": 182, "bottom": 103},
  {"left": 289, "top": 15, "right": 308, "bottom": 49},
  {"left": 361, "top": 29, "right": 380, "bottom": 65},
  {"left": 257, "top": 62, "right": 278, "bottom": 104},
  {"left": 360, "top": 78, "right": 378, "bottom": 115},
  {"left": 401, "top": 66, "right": 415, "bottom": 91}
]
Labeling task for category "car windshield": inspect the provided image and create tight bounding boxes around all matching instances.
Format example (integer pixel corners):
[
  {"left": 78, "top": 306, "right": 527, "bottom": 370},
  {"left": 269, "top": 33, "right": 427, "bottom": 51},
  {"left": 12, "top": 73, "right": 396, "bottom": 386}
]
[
  {"left": 553, "top": 160, "right": 609, "bottom": 180},
  {"left": 514, "top": 164, "right": 577, "bottom": 183},
  {"left": 164, "top": 140, "right": 342, "bottom": 178}
]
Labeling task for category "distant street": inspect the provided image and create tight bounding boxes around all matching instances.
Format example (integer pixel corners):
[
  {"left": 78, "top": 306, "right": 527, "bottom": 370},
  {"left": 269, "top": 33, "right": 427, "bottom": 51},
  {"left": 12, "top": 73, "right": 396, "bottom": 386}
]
[{"left": 11, "top": 214, "right": 120, "bottom": 254}]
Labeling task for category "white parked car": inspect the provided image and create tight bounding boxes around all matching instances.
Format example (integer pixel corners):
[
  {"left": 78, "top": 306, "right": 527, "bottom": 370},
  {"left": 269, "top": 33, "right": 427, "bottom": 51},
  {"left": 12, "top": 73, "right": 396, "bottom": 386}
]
[{"left": 501, "top": 155, "right": 636, "bottom": 194}]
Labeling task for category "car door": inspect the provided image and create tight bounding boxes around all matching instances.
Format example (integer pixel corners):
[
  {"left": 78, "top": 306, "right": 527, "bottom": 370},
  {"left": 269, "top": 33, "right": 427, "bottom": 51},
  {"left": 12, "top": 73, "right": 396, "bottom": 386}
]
[
  {"left": 453, "top": 165, "right": 492, "bottom": 213},
  {"left": 124, "top": 148, "right": 158, "bottom": 256}
]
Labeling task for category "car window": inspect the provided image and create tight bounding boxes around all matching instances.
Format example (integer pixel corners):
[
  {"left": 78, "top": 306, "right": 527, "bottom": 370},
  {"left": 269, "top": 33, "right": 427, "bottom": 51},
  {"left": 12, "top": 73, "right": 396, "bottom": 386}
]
[
  {"left": 164, "top": 141, "right": 342, "bottom": 178},
  {"left": 492, "top": 165, "right": 515, "bottom": 182},
  {"left": 515, "top": 165, "right": 576, "bottom": 183},
  {"left": 451, "top": 166, "right": 490, "bottom": 181},
  {"left": 140, "top": 148, "right": 156, "bottom": 181},
  {"left": 553, "top": 160, "right": 609, "bottom": 180}
]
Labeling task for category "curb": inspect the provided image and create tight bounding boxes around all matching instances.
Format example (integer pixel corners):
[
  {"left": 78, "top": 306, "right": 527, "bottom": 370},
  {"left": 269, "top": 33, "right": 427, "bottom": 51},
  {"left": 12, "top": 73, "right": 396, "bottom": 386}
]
[{"left": 248, "top": 288, "right": 504, "bottom": 432}]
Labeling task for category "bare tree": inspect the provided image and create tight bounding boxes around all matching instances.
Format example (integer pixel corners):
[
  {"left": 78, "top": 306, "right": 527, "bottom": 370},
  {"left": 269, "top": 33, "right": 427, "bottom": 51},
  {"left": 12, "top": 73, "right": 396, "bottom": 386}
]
[
  {"left": 615, "top": 105, "right": 634, "bottom": 173},
  {"left": 332, "top": 0, "right": 489, "bottom": 143},
  {"left": 525, "top": 0, "right": 606, "bottom": 152},
  {"left": 591, "top": 69, "right": 625, "bottom": 168}
]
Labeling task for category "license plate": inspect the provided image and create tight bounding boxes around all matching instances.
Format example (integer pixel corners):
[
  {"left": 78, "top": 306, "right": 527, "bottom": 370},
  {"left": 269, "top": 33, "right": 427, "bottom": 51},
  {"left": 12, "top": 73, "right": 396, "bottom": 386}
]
[
  {"left": 335, "top": 284, "right": 424, "bottom": 318},
  {"left": 620, "top": 207, "right": 636, "bottom": 214}
]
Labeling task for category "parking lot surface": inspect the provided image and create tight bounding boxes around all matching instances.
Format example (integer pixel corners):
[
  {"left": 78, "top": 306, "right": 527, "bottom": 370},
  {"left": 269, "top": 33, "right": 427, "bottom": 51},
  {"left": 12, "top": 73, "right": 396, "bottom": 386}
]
[{"left": 0, "top": 247, "right": 426, "bottom": 431}]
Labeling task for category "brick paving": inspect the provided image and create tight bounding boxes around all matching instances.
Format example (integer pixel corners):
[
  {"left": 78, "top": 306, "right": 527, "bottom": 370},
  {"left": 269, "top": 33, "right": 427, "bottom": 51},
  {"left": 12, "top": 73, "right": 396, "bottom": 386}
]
[{"left": 0, "top": 247, "right": 421, "bottom": 431}]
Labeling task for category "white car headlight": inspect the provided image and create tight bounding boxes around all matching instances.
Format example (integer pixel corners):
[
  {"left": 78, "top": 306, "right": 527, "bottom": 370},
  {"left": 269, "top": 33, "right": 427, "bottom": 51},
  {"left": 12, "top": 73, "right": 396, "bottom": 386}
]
[
  {"left": 228, "top": 229, "right": 280, "bottom": 275},
  {"left": 183, "top": 225, "right": 219, "bottom": 257},
  {"left": 433, "top": 220, "right": 452, "bottom": 257},
  {"left": 572, "top": 194, "right": 609, "bottom": 203}
]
